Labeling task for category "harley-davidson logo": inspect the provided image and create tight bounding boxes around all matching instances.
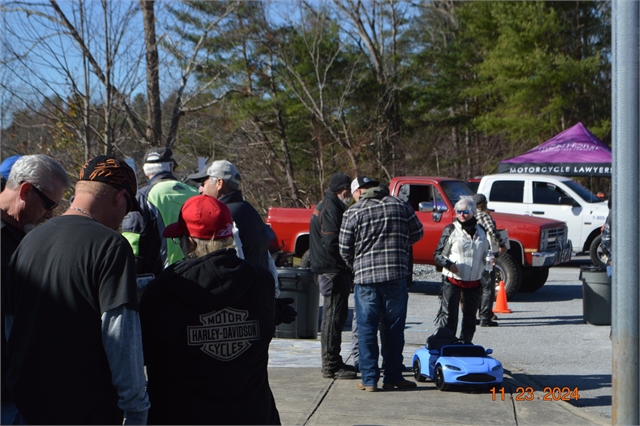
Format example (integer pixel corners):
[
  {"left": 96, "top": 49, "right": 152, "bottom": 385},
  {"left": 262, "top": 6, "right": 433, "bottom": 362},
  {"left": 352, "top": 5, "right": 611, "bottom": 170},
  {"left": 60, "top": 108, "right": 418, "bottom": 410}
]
[{"left": 188, "top": 308, "right": 260, "bottom": 360}]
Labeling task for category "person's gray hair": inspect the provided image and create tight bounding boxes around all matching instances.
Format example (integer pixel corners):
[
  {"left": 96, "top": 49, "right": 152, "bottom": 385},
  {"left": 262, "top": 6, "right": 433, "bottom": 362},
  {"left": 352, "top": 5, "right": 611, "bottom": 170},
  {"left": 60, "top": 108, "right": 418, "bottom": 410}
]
[
  {"left": 454, "top": 195, "right": 477, "bottom": 216},
  {"left": 180, "top": 235, "right": 235, "bottom": 259},
  {"left": 143, "top": 162, "right": 172, "bottom": 177},
  {"left": 6, "top": 155, "right": 70, "bottom": 192}
]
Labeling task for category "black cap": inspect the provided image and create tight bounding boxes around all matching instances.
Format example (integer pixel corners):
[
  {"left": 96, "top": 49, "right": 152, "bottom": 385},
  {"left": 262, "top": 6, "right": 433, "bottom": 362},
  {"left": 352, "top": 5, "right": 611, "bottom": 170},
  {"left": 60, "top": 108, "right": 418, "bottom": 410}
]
[
  {"left": 328, "top": 173, "right": 352, "bottom": 192},
  {"left": 350, "top": 176, "right": 380, "bottom": 193},
  {"left": 79, "top": 155, "right": 141, "bottom": 212},
  {"left": 472, "top": 193, "right": 487, "bottom": 205},
  {"left": 144, "top": 147, "right": 177, "bottom": 168}
]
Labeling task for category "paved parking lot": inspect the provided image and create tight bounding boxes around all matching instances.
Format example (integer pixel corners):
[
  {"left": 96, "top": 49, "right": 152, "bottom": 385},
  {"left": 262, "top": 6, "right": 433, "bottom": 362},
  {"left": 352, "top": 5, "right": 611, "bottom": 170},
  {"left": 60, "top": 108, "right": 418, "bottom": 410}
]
[{"left": 270, "top": 256, "right": 612, "bottom": 421}]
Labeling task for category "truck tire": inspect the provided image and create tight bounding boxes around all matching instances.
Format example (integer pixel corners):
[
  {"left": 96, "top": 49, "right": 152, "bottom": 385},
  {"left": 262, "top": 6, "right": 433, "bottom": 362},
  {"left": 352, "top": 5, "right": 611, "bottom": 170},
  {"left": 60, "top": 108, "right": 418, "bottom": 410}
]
[
  {"left": 519, "top": 267, "right": 550, "bottom": 293},
  {"left": 589, "top": 235, "right": 606, "bottom": 267},
  {"left": 494, "top": 253, "right": 521, "bottom": 300},
  {"left": 300, "top": 250, "right": 311, "bottom": 268}
]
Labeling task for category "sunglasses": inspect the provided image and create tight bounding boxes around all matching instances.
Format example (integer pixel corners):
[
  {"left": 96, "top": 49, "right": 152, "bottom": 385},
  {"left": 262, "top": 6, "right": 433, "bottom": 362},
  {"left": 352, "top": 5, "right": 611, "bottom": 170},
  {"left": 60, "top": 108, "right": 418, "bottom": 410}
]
[
  {"left": 28, "top": 183, "right": 58, "bottom": 211},
  {"left": 456, "top": 209, "right": 471, "bottom": 215}
]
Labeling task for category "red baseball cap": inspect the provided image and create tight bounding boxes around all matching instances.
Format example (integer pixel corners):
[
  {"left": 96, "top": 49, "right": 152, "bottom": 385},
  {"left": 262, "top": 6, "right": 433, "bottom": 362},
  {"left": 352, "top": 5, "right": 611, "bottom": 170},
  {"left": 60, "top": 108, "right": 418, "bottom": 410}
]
[{"left": 163, "top": 195, "right": 233, "bottom": 240}]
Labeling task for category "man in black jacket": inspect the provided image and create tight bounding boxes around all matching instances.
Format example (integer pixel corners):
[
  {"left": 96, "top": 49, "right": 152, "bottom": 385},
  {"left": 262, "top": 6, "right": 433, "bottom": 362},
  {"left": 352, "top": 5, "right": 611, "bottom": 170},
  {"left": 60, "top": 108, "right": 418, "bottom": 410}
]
[
  {"left": 189, "top": 160, "right": 270, "bottom": 270},
  {"left": 310, "top": 173, "right": 357, "bottom": 380},
  {"left": 189, "top": 160, "right": 296, "bottom": 325}
]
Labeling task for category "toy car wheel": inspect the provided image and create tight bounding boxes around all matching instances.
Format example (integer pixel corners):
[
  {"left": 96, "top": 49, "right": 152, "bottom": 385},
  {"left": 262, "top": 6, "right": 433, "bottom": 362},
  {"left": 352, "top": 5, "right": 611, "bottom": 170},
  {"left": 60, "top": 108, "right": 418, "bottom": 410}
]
[
  {"left": 434, "top": 365, "right": 449, "bottom": 391},
  {"left": 412, "top": 358, "right": 426, "bottom": 382}
]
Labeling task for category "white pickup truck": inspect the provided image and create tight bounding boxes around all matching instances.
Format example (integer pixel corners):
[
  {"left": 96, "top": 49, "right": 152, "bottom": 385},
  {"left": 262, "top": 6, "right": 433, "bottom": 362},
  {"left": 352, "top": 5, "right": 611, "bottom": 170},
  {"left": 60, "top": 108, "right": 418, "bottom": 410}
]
[{"left": 476, "top": 174, "right": 608, "bottom": 261}]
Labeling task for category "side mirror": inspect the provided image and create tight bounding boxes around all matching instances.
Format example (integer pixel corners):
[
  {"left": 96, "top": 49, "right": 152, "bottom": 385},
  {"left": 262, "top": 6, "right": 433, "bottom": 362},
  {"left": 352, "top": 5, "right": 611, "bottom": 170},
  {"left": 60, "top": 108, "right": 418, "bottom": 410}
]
[
  {"left": 485, "top": 348, "right": 493, "bottom": 355},
  {"left": 418, "top": 201, "right": 434, "bottom": 213},
  {"left": 559, "top": 196, "right": 579, "bottom": 207}
]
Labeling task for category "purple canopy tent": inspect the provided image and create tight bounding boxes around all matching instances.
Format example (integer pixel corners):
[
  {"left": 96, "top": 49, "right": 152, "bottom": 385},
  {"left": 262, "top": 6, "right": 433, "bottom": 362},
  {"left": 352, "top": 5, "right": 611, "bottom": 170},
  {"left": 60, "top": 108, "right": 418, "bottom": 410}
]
[{"left": 498, "top": 122, "right": 612, "bottom": 177}]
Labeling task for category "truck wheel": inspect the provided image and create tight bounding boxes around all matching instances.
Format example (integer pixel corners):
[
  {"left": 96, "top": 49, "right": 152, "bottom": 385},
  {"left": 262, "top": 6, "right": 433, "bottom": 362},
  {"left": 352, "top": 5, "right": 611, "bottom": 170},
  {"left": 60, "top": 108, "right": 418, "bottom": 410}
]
[
  {"left": 589, "top": 235, "right": 607, "bottom": 267},
  {"left": 494, "top": 253, "right": 521, "bottom": 300},
  {"left": 300, "top": 250, "right": 311, "bottom": 268},
  {"left": 519, "top": 267, "right": 550, "bottom": 293}
]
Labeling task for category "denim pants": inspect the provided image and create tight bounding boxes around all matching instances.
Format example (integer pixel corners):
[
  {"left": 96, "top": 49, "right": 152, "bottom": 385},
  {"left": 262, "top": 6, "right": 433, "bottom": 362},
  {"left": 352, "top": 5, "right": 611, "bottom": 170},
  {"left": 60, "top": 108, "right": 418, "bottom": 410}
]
[
  {"left": 318, "top": 273, "right": 351, "bottom": 374},
  {"left": 354, "top": 279, "right": 408, "bottom": 386}
]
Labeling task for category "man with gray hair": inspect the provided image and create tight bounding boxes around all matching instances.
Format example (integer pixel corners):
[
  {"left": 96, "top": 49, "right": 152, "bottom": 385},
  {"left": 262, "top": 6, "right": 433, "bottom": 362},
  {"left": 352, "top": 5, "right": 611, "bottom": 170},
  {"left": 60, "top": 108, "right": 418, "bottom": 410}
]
[
  {"left": 5, "top": 156, "right": 149, "bottom": 424},
  {"left": 188, "top": 160, "right": 270, "bottom": 270},
  {"left": 189, "top": 160, "right": 297, "bottom": 325},
  {"left": 122, "top": 147, "right": 198, "bottom": 275},
  {"left": 0, "top": 154, "right": 70, "bottom": 425}
]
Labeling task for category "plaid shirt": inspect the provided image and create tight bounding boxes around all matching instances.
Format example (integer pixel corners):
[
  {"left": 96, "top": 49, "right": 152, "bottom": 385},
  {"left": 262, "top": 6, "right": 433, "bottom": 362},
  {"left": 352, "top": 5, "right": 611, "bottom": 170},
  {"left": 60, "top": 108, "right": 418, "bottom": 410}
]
[
  {"left": 475, "top": 210, "right": 507, "bottom": 253},
  {"left": 339, "top": 189, "right": 423, "bottom": 284}
]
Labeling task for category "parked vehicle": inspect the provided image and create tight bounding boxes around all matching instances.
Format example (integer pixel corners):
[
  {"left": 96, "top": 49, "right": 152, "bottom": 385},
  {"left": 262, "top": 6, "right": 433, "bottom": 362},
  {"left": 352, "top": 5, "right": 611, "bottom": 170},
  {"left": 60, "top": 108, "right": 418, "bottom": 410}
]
[
  {"left": 266, "top": 176, "right": 572, "bottom": 297},
  {"left": 466, "top": 178, "right": 481, "bottom": 193},
  {"left": 476, "top": 174, "right": 608, "bottom": 264}
]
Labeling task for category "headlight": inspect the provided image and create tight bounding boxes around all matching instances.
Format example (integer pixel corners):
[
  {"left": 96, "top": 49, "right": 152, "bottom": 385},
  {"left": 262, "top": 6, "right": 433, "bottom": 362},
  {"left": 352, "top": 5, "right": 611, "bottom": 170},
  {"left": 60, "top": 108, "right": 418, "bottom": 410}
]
[
  {"left": 444, "top": 365, "right": 461, "bottom": 371},
  {"left": 492, "top": 364, "right": 502, "bottom": 371}
]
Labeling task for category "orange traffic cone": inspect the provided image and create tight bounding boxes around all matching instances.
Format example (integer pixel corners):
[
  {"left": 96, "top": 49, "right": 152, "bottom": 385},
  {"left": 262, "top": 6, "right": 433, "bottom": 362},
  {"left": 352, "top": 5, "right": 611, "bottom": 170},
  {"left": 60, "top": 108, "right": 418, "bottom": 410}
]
[{"left": 493, "top": 280, "right": 512, "bottom": 314}]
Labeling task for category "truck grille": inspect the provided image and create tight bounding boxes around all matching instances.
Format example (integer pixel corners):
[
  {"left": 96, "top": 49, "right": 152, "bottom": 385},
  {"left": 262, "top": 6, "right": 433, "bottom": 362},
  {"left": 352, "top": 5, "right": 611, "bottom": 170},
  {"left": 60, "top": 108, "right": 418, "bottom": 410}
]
[{"left": 541, "top": 227, "right": 568, "bottom": 251}]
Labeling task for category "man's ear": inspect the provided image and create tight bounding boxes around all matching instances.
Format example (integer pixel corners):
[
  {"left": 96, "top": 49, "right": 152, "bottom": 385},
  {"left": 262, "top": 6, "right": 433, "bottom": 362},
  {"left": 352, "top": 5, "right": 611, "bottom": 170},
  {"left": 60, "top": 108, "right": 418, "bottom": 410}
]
[
  {"left": 18, "top": 182, "right": 32, "bottom": 201},
  {"left": 116, "top": 188, "right": 128, "bottom": 208}
]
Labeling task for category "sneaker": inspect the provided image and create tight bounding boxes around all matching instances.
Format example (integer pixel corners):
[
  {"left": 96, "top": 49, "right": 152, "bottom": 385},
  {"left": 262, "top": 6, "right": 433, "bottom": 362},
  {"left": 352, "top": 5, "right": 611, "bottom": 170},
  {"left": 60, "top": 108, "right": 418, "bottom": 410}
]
[
  {"left": 480, "top": 319, "right": 498, "bottom": 327},
  {"left": 382, "top": 379, "right": 417, "bottom": 390},
  {"left": 357, "top": 382, "right": 377, "bottom": 392},
  {"left": 324, "top": 368, "right": 357, "bottom": 379}
]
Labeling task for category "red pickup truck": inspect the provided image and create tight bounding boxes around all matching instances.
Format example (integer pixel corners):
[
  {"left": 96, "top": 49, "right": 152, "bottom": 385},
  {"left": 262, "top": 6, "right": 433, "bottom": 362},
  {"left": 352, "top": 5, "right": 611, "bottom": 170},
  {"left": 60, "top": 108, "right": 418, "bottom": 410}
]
[{"left": 266, "top": 176, "right": 572, "bottom": 298}]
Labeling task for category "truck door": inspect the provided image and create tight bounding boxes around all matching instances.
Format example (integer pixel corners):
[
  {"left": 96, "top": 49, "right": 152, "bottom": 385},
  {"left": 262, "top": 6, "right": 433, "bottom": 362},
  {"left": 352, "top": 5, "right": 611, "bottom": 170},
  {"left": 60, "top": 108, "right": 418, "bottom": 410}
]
[
  {"left": 486, "top": 179, "right": 528, "bottom": 216},
  {"left": 531, "top": 181, "right": 582, "bottom": 249},
  {"left": 397, "top": 183, "right": 450, "bottom": 264}
]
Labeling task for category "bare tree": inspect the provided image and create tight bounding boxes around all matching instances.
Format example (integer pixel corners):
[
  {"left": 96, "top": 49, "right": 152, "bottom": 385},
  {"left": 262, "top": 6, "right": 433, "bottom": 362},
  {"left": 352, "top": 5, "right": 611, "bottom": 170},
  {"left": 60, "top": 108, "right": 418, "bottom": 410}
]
[
  {"left": 332, "top": 0, "right": 411, "bottom": 179},
  {"left": 260, "top": 2, "right": 364, "bottom": 176},
  {"left": 1, "top": 0, "right": 146, "bottom": 162}
]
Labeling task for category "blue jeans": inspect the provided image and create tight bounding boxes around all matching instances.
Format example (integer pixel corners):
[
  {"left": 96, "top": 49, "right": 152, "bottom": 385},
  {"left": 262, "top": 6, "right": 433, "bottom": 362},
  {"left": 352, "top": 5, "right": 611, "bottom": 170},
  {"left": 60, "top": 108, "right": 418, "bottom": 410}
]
[{"left": 354, "top": 279, "right": 408, "bottom": 386}]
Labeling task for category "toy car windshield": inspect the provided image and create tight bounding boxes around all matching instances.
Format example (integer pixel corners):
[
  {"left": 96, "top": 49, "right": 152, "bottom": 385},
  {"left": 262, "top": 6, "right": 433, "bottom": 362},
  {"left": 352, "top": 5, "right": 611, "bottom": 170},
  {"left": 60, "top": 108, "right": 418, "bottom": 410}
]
[{"left": 441, "top": 346, "right": 487, "bottom": 357}]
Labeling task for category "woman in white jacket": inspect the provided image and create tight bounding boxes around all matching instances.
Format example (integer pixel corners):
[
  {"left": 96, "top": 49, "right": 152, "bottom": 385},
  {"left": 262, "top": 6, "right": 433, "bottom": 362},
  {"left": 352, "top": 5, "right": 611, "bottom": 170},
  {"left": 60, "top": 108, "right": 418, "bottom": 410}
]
[{"left": 433, "top": 196, "right": 491, "bottom": 343}]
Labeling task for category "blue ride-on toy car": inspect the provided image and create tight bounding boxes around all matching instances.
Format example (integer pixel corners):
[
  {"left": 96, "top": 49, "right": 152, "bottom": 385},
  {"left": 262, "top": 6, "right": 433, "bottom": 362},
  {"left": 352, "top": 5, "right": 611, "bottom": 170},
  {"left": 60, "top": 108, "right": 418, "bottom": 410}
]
[{"left": 412, "top": 327, "right": 503, "bottom": 391}]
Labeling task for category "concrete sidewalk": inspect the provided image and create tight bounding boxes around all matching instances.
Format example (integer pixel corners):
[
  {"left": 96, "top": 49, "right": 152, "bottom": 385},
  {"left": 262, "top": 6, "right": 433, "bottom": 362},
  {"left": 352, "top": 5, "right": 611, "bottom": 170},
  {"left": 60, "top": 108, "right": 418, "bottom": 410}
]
[{"left": 267, "top": 337, "right": 608, "bottom": 426}]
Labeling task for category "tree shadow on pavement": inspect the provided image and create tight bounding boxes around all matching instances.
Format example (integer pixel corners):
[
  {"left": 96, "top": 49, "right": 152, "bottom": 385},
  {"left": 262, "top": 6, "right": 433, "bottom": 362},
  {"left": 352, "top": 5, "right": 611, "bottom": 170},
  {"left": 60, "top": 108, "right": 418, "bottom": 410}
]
[{"left": 508, "top": 372, "right": 611, "bottom": 408}]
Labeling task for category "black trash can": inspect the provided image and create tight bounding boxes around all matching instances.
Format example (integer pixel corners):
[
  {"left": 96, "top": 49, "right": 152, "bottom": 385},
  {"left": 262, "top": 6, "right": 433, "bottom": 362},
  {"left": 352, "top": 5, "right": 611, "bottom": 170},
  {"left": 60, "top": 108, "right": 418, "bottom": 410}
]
[
  {"left": 275, "top": 267, "right": 319, "bottom": 339},
  {"left": 579, "top": 265, "right": 611, "bottom": 325}
]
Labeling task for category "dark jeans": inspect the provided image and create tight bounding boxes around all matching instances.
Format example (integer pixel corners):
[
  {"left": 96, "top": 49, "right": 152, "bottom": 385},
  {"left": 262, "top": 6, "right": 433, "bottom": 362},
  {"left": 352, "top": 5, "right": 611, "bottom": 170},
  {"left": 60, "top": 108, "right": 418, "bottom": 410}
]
[
  {"left": 350, "top": 309, "right": 386, "bottom": 370},
  {"left": 479, "top": 270, "right": 495, "bottom": 320},
  {"left": 436, "top": 277, "right": 481, "bottom": 343},
  {"left": 355, "top": 279, "right": 408, "bottom": 386},
  {"left": 318, "top": 273, "right": 351, "bottom": 374}
]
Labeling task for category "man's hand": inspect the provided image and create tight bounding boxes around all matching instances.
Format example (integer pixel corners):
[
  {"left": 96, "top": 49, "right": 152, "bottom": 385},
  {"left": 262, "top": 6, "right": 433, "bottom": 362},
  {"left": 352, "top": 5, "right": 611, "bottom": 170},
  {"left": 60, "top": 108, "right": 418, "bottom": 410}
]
[{"left": 275, "top": 298, "right": 297, "bottom": 325}]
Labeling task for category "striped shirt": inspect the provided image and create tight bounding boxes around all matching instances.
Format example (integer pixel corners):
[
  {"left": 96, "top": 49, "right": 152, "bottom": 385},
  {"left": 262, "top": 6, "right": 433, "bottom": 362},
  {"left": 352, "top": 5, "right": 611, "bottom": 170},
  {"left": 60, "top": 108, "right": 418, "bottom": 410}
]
[{"left": 339, "top": 188, "right": 423, "bottom": 284}]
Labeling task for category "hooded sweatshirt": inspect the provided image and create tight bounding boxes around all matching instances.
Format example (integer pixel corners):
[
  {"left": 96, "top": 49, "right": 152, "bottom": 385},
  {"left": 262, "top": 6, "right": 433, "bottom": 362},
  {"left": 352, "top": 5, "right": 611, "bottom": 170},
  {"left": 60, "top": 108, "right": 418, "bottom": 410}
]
[{"left": 139, "top": 248, "right": 280, "bottom": 425}]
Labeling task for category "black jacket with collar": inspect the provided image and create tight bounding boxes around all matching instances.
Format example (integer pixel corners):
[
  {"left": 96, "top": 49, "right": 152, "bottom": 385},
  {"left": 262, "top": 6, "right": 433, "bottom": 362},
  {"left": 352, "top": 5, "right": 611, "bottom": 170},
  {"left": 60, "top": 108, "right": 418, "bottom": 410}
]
[
  {"left": 219, "top": 190, "right": 270, "bottom": 271},
  {"left": 309, "top": 190, "right": 350, "bottom": 274}
]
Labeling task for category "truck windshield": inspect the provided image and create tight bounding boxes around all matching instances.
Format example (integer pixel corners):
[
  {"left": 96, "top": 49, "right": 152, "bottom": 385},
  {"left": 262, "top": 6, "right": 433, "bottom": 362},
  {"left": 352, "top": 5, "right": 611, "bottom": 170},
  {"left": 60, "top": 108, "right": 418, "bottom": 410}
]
[
  {"left": 563, "top": 180, "right": 602, "bottom": 203},
  {"left": 441, "top": 181, "right": 474, "bottom": 206}
]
